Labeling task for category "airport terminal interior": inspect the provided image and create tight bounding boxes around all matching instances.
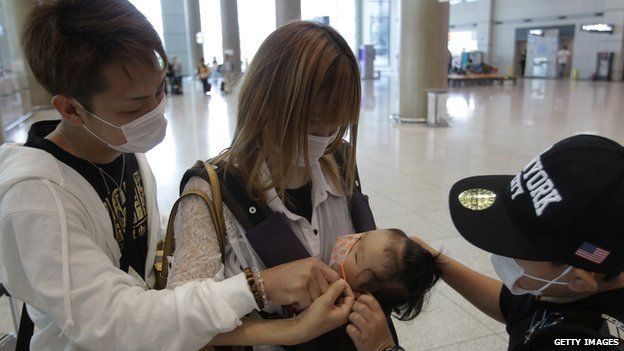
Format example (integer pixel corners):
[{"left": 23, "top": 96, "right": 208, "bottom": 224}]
[{"left": 1, "top": 0, "right": 624, "bottom": 350}]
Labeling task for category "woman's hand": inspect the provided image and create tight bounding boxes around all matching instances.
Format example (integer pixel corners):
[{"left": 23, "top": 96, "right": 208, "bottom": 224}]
[
  {"left": 211, "top": 279, "right": 354, "bottom": 346},
  {"left": 262, "top": 257, "right": 340, "bottom": 309},
  {"left": 346, "top": 294, "right": 395, "bottom": 351},
  {"left": 288, "top": 279, "right": 355, "bottom": 344}
]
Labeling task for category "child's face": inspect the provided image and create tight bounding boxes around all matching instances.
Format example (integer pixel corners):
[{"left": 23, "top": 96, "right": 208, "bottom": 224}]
[{"left": 331, "top": 229, "right": 405, "bottom": 291}]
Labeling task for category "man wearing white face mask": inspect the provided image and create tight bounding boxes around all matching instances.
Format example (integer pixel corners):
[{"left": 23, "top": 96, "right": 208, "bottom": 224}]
[
  {"left": 0, "top": 2, "right": 356, "bottom": 350},
  {"left": 407, "top": 135, "right": 624, "bottom": 351}
]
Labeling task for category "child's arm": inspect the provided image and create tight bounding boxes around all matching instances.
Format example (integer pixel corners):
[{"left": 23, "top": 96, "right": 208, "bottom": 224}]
[{"left": 410, "top": 237, "right": 505, "bottom": 323}]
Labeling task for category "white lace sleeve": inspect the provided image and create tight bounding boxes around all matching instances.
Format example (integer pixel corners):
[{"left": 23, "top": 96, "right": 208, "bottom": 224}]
[{"left": 166, "top": 176, "right": 224, "bottom": 289}]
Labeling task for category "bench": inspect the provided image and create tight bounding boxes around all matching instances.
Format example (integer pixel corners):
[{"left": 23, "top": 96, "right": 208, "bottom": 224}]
[{"left": 448, "top": 74, "right": 517, "bottom": 87}]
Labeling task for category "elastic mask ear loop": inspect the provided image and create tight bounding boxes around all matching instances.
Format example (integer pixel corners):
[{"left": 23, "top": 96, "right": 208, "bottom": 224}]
[
  {"left": 535, "top": 266, "right": 573, "bottom": 293},
  {"left": 73, "top": 99, "right": 120, "bottom": 129},
  {"left": 340, "top": 263, "right": 347, "bottom": 282}
]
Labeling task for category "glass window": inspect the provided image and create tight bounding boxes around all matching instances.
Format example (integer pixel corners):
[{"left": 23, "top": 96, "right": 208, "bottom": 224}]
[
  {"left": 302, "top": 0, "right": 356, "bottom": 51},
  {"left": 448, "top": 30, "right": 478, "bottom": 56},
  {"left": 361, "top": 0, "right": 390, "bottom": 67},
  {"left": 200, "top": 0, "right": 223, "bottom": 67},
  {"left": 129, "top": 0, "right": 164, "bottom": 41},
  {"left": 238, "top": 0, "right": 276, "bottom": 70}
]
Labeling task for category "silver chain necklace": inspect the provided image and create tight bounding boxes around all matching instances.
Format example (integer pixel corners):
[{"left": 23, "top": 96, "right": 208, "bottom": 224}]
[{"left": 57, "top": 128, "right": 126, "bottom": 196}]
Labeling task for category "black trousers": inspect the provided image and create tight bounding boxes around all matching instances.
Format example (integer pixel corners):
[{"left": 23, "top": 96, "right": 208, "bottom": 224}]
[{"left": 200, "top": 78, "right": 211, "bottom": 94}]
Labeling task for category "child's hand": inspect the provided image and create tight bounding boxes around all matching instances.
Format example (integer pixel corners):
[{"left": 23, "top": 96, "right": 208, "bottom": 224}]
[{"left": 346, "top": 294, "right": 395, "bottom": 351}]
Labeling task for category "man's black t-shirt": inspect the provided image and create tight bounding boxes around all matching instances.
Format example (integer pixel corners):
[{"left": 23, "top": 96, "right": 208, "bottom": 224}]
[
  {"left": 24, "top": 120, "right": 149, "bottom": 278},
  {"left": 500, "top": 285, "right": 624, "bottom": 350}
]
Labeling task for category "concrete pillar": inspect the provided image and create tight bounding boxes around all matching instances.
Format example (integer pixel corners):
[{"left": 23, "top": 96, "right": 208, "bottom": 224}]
[
  {"left": 394, "top": 0, "right": 449, "bottom": 121},
  {"left": 220, "top": 0, "right": 242, "bottom": 73},
  {"left": 477, "top": 0, "right": 494, "bottom": 64},
  {"left": 184, "top": 0, "right": 203, "bottom": 74},
  {"left": 275, "top": 0, "right": 300, "bottom": 28},
  {"left": 354, "top": 0, "right": 363, "bottom": 50},
  {"left": 161, "top": 0, "right": 203, "bottom": 77},
  {"left": 4, "top": 0, "right": 50, "bottom": 109},
  {"left": 161, "top": 0, "right": 189, "bottom": 76}
]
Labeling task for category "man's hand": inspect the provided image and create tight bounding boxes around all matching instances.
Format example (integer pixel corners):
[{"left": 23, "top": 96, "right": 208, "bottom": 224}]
[
  {"left": 289, "top": 279, "right": 355, "bottom": 344},
  {"left": 262, "top": 257, "right": 340, "bottom": 309},
  {"left": 346, "top": 294, "right": 394, "bottom": 351}
]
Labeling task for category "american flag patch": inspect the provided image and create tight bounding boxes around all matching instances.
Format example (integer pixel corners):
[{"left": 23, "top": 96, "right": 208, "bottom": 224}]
[{"left": 575, "top": 242, "right": 610, "bottom": 264}]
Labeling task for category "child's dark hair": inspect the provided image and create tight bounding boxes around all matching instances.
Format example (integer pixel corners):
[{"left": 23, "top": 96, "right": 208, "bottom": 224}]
[{"left": 360, "top": 229, "right": 443, "bottom": 321}]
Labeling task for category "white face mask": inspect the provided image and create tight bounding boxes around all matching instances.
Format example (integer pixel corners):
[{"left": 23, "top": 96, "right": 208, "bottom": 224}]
[
  {"left": 78, "top": 96, "right": 168, "bottom": 153},
  {"left": 490, "top": 254, "right": 572, "bottom": 296},
  {"left": 299, "top": 131, "right": 338, "bottom": 167}
]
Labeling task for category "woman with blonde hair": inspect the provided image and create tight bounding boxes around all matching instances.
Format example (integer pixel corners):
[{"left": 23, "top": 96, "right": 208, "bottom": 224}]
[{"left": 168, "top": 21, "right": 390, "bottom": 349}]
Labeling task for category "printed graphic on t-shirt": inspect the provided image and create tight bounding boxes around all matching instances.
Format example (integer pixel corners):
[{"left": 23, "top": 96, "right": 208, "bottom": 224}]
[{"left": 104, "top": 171, "right": 148, "bottom": 250}]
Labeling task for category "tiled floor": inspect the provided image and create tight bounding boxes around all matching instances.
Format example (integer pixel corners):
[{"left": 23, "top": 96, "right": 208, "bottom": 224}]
[{"left": 2, "top": 77, "right": 624, "bottom": 349}]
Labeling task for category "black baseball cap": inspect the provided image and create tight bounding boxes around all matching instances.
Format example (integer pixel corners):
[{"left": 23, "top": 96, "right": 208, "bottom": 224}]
[{"left": 449, "top": 134, "right": 624, "bottom": 274}]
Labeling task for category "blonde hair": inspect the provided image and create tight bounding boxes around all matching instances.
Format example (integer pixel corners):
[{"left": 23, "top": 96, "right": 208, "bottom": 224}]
[{"left": 216, "top": 21, "right": 361, "bottom": 201}]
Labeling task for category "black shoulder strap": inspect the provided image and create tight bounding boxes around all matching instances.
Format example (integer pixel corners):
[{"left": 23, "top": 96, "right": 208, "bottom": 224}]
[
  {"left": 216, "top": 165, "right": 273, "bottom": 230},
  {"left": 179, "top": 161, "right": 272, "bottom": 231}
]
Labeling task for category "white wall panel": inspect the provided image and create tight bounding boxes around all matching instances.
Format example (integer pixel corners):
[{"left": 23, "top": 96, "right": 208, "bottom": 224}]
[{"left": 450, "top": 0, "right": 624, "bottom": 79}]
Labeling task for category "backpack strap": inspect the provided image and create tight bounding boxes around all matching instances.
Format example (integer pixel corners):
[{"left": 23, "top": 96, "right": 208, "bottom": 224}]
[
  {"left": 155, "top": 161, "right": 226, "bottom": 290},
  {"left": 181, "top": 161, "right": 273, "bottom": 230},
  {"left": 211, "top": 165, "right": 310, "bottom": 268},
  {"left": 213, "top": 164, "right": 273, "bottom": 231}
]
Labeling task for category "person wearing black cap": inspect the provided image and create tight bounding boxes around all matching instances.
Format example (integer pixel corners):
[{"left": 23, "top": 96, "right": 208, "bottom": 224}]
[
  {"left": 438, "top": 134, "right": 624, "bottom": 350},
  {"left": 357, "top": 134, "right": 624, "bottom": 350}
]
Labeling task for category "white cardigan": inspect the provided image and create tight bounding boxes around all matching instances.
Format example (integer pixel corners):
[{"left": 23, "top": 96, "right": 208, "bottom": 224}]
[{"left": 0, "top": 145, "right": 257, "bottom": 351}]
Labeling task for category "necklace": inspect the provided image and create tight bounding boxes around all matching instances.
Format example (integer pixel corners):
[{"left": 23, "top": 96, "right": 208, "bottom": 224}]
[{"left": 57, "top": 127, "right": 126, "bottom": 196}]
